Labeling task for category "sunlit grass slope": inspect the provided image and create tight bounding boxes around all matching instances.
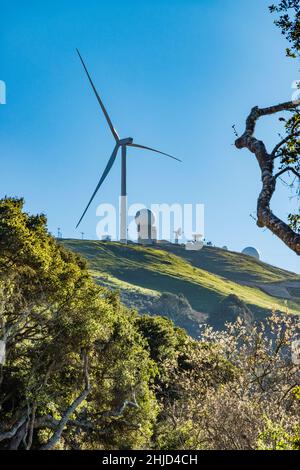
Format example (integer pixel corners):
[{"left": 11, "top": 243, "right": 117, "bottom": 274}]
[{"left": 62, "top": 240, "right": 300, "bottom": 319}]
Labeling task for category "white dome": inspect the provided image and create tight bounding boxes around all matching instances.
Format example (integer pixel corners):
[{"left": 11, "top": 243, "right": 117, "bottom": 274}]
[
  {"left": 135, "top": 209, "right": 155, "bottom": 226},
  {"left": 242, "top": 246, "right": 260, "bottom": 260}
]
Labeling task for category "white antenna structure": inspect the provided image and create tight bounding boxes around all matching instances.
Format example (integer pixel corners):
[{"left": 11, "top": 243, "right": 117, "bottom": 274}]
[{"left": 174, "top": 228, "right": 182, "bottom": 244}]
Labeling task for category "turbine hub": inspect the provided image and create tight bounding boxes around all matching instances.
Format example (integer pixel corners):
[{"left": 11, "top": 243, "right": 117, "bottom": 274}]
[{"left": 119, "top": 137, "right": 133, "bottom": 145}]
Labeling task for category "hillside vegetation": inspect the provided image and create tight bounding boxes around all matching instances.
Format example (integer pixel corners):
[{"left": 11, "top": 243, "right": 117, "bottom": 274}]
[
  {"left": 62, "top": 240, "right": 300, "bottom": 330},
  {"left": 1, "top": 198, "right": 300, "bottom": 450}
]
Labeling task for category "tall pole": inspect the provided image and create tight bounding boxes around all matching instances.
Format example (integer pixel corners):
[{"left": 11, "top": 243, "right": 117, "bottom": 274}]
[{"left": 120, "top": 144, "right": 127, "bottom": 243}]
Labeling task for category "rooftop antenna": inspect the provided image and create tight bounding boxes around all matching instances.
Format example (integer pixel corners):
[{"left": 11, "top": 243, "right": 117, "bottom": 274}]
[{"left": 75, "top": 49, "right": 182, "bottom": 243}]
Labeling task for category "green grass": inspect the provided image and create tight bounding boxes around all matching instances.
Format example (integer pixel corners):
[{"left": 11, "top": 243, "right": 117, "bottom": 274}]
[
  {"left": 154, "top": 243, "right": 300, "bottom": 284},
  {"left": 61, "top": 240, "right": 300, "bottom": 319}
]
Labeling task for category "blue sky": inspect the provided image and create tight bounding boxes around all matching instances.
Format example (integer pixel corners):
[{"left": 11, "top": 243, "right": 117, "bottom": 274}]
[{"left": 1, "top": 0, "right": 299, "bottom": 273}]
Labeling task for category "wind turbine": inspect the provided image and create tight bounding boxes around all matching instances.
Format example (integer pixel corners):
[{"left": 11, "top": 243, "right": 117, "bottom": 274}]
[{"left": 75, "top": 49, "right": 182, "bottom": 243}]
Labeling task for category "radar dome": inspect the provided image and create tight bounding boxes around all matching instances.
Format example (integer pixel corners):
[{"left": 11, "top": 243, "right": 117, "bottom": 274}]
[
  {"left": 242, "top": 246, "right": 260, "bottom": 260},
  {"left": 135, "top": 209, "right": 155, "bottom": 226}
]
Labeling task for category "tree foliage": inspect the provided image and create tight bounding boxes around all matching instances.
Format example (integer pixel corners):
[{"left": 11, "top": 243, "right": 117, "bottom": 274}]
[
  {"left": 0, "top": 198, "right": 158, "bottom": 449},
  {"left": 0, "top": 198, "right": 299, "bottom": 450},
  {"left": 154, "top": 313, "right": 300, "bottom": 450}
]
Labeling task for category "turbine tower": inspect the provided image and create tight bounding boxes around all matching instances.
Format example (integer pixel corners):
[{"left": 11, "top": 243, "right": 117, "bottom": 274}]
[{"left": 76, "top": 49, "right": 181, "bottom": 243}]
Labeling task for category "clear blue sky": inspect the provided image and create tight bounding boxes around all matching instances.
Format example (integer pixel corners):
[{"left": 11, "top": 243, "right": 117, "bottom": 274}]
[{"left": 1, "top": 0, "right": 299, "bottom": 273}]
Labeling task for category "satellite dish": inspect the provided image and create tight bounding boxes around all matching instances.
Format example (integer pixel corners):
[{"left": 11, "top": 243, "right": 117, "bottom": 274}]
[{"left": 242, "top": 246, "right": 260, "bottom": 260}]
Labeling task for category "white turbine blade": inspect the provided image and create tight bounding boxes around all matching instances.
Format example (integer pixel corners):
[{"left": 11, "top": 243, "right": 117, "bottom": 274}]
[
  {"left": 76, "top": 144, "right": 119, "bottom": 228},
  {"left": 76, "top": 49, "right": 120, "bottom": 142},
  {"left": 128, "top": 143, "right": 182, "bottom": 162}
]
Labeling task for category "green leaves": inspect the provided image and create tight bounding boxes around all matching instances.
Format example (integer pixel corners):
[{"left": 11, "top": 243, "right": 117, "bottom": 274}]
[
  {"left": 0, "top": 198, "right": 159, "bottom": 449},
  {"left": 270, "top": 1, "right": 300, "bottom": 57}
]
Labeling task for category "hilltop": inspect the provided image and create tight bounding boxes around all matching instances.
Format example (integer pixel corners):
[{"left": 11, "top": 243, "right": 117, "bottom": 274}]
[{"left": 62, "top": 239, "right": 300, "bottom": 335}]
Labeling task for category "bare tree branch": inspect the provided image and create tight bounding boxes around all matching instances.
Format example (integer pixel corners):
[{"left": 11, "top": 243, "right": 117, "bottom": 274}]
[
  {"left": 40, "top": 352, "right": 91, "bottom": 450},
  {"left": 35, "top": 415, "right": 107, "bottom": 433},
  {"left": 25, "top": 403, "right": 37, "bottom": 450},
  {"left": 272, "top": 131, "right": 300, "bottom": 158},
  {"left": 275, "top": 166, "right": 300, "bottom": 179},
  {"left": 0, "top": 415, "right": 27, "bottom": 442},
  {"left": 102, "top": 394, "right": 139, "bottom": 418},
  {"left": 235, "top": 101, "right": 300, "bottom": 255}
]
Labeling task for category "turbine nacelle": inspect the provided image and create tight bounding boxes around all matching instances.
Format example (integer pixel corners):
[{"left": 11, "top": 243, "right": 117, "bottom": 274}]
[{"left": 118, "top": 137, "right": 134, "bottom": 146}]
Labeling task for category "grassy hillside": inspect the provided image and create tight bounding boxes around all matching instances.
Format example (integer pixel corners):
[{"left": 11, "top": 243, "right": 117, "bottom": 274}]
[
  {"left": 157, "top": 243, "right": 299, "bottom": 284},
  {"left": 62, "top": 240, "right": 300, "bottom": 325}
]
